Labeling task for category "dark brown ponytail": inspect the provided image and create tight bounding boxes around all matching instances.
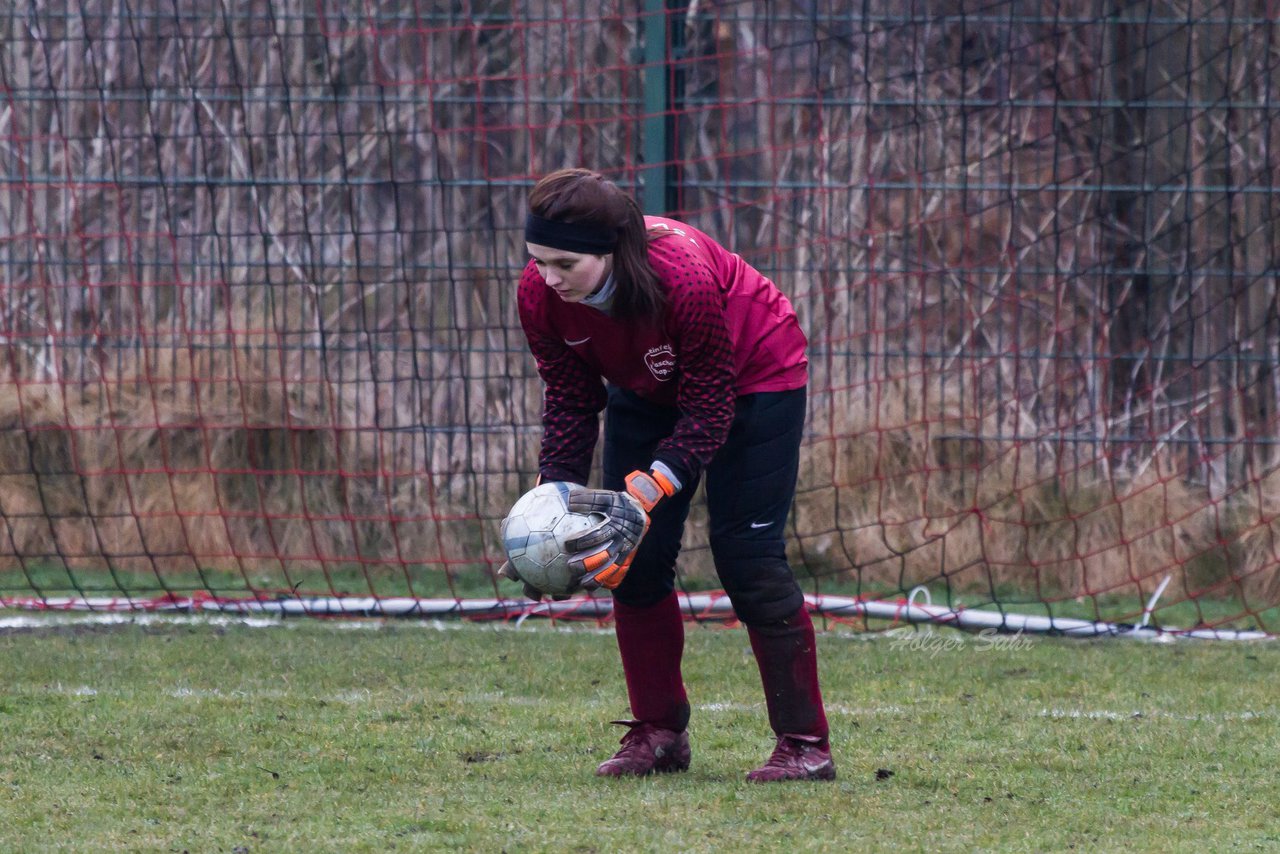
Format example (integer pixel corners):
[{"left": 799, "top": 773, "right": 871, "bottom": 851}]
[{"left": 527, "top": 168, "right": 665, "bottom": 321}]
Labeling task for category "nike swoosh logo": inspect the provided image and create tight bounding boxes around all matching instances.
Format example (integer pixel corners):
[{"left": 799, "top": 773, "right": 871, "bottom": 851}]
[
  {"left": 750, "top": 521, "right": 772, "bottom": 529},
  {"left": 564, "top": 337, "right": 591, "bottom": 347}
]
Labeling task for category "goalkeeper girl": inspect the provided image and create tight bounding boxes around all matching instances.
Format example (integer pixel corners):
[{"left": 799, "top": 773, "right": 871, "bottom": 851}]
[{"left": 509, "top": 167, "right": 834, "bottom": 783}]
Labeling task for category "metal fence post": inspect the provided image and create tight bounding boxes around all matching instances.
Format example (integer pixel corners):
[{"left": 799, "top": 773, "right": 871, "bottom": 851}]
[{"left": 640, "top": 0, "right": 683, "bottom": 214}]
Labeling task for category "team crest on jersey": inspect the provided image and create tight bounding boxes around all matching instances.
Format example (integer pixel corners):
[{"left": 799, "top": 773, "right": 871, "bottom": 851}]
[{"left": 644, "top": 344, "right": 676, "bottom": 381}]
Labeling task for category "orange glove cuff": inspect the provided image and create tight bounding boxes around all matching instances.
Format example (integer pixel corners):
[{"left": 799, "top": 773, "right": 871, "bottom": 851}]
[{"left": 625, "top": 469, "right": 677, "bottom": 513}]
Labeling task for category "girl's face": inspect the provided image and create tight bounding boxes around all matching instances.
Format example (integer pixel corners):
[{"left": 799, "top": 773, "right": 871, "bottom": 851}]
[{"left": 526, "top": 243, "right": 612, "bottom": 303}]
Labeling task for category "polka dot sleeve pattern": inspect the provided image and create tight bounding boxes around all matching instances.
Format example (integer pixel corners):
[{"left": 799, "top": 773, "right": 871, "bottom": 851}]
[
  {"left": 648, "top": 239, "right": 735, "bottom": 487},
  {"left": 517, "top": 263, "right": 607, "bottom": 485}
]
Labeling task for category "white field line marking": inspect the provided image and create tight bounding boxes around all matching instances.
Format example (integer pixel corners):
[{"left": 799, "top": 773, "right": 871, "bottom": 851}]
[
  {"left": 0, "top": 613, "right": 284, "bottom": 630},
  {"left": 39, "top": 683, "right": 100, "bottom": 696},
  {"left": 697, "top": 701, "right": 908, "bottom": 716},
  {"left": 20, "top": 683, "right": 910, "bottom": 718},
  {"left": 1039, "top": 708, "right": 1274, "bottom": 722},
  {"left": 19, "top": 684, "right": 1267, "bottom": 723}
]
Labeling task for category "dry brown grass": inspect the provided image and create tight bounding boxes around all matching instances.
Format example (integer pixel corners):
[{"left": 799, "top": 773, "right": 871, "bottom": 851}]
[{"left": 786, "top": 372, "right": 1278, "bottom": 610}]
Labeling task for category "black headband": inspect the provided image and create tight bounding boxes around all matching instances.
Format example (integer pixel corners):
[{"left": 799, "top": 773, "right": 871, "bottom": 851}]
[{"left": 524, "top": 213, "right": 618, "bottom": 255}]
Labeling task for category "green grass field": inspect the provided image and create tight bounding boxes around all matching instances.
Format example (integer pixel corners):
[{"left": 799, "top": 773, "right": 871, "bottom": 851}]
[{"left": 1, "top": 616, "right": 1277, "bottom": 852}]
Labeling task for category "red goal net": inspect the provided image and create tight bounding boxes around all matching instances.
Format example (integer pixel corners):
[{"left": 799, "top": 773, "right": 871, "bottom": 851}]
[{"left": 2, "top": 2, "right": 1278, "bottom": 635}]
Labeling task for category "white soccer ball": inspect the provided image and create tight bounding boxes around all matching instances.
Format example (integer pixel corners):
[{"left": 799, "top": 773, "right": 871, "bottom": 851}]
[{"left": 500, "top": 482, "right": 605, "bottom": 595}]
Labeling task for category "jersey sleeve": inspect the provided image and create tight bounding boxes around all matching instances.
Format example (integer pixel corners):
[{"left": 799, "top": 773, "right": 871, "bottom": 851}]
[
  {"left": 650, "top": 242, "right": 736, "bottom": 486},
  {"left": 517, "top": 264, "right": 606, "bottom": 485}
]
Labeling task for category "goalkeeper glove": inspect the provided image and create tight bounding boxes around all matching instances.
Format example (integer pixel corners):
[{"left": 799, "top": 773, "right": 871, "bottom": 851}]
[
  {"left": 564, "top": 470, "right": 677, "bottom": 590},
  {"left": 624, "top": 469, "right": 677, "bottom": 512}
]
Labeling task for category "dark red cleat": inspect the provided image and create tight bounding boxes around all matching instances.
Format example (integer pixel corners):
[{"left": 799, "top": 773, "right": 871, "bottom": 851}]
[
  {"left": 747, "top": 734, "right": 836, "bottom": 782},
  {"left": 595, "top": 720, "right": 691, "bottom": 777}
]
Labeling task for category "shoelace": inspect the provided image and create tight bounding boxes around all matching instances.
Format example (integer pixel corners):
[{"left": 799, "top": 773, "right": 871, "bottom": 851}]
[
  {"left": 761, "top": 738, "right": 804, "bottom": 768},
  {"left": 614, "top": 725, "right": 653, "bottom": 755}
]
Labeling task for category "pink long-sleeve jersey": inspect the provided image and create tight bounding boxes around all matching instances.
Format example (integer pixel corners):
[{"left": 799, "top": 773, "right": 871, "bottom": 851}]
[{"left": 517, "top": 216, "right": 807, "bottom": 487}]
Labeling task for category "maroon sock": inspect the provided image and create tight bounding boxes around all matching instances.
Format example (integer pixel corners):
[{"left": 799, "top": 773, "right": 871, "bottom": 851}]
[
  {"left": 612, "top": 591, "right": 690, "bottom": 732},
  {"left": 747, "top": 606, "right": 829, "bottom": 745}
]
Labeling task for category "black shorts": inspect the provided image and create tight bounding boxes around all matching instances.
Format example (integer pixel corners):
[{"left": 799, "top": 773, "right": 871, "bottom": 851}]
[{"left": 601, "top": 385, "right": 806, "bottom": 621}]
